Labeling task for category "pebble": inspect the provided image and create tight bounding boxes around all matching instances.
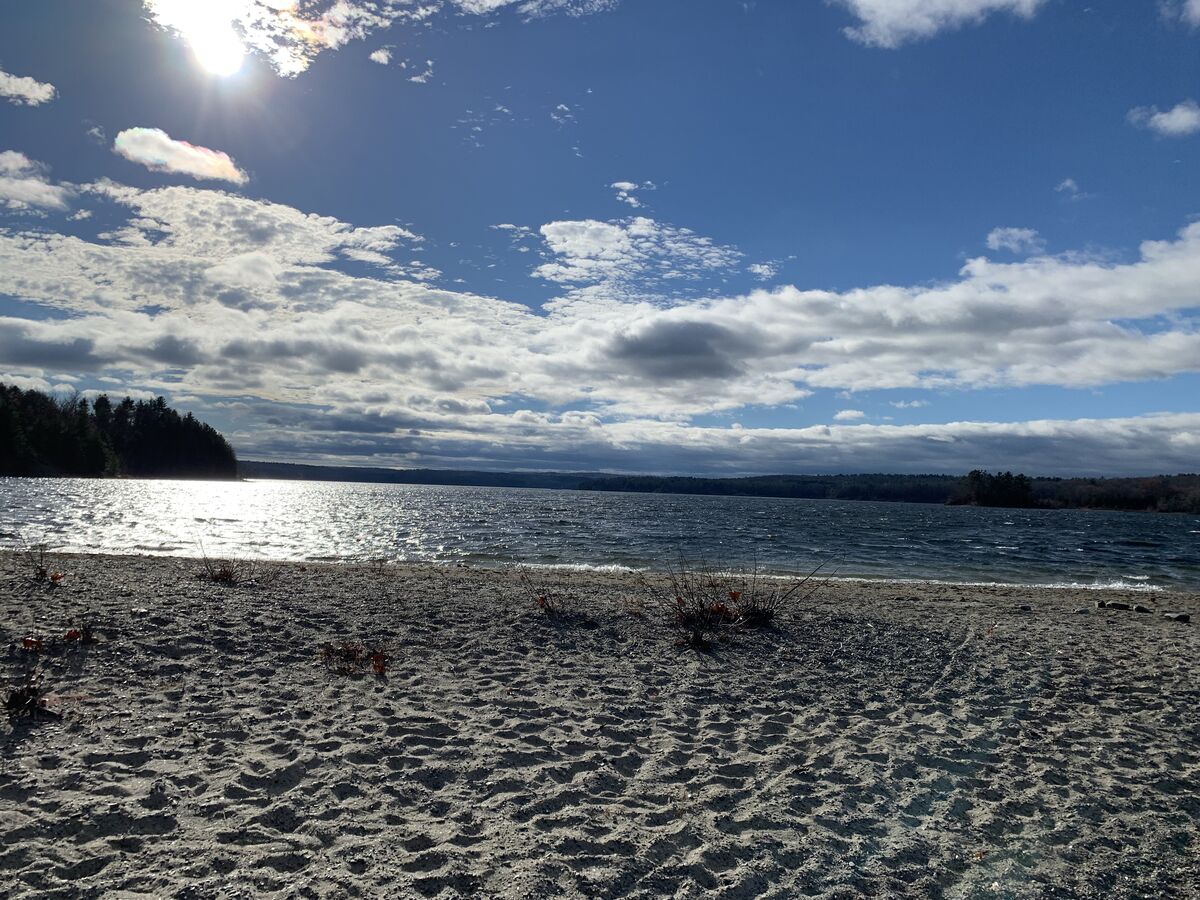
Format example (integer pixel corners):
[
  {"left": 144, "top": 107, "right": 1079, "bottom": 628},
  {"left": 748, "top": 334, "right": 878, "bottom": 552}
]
[
  {"left": 1133, "top": 604, "right": 1151, "bottom": 614},
  {"left": 1163, "top": 612, "right": 1191, "bottom": 624},
  {"left": 1074, "top": 607, "right": 1089, "bottom": 614},
  {"left": 1105, "top": 601, "right": 1130, "bottom": 611}
]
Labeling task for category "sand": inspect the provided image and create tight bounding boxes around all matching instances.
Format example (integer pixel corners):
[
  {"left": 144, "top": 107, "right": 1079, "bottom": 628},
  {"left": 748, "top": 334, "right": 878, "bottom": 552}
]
[{"left": 2, "top": 551, "right": 1197, "bottom": 899}]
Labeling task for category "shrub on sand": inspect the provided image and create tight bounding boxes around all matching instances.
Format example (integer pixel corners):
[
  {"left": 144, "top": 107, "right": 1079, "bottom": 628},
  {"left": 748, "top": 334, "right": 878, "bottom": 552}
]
[
  {"left": 197, "top": 546, "right": 283, "bottom": 588},
  {"left": 517, "top": 568, "right": 583, "bottom": 622},
  {"left": 20, "top": 543, "right": 62, "bottom": 585},
  {"left": 5, "top": 672, "right": 59, "bottom": 720},
  {"left": 654, "top": 555, "right": 828, "bottom": 649},
  {"left": 319, "top": 640, "right": 390, "bottom": 677}
]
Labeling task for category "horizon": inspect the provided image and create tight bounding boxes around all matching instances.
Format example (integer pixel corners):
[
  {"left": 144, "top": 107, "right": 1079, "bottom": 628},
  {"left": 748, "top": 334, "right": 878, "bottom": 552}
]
[{"left": 2, "top": 1, "right": 1199, "bottom": 477}]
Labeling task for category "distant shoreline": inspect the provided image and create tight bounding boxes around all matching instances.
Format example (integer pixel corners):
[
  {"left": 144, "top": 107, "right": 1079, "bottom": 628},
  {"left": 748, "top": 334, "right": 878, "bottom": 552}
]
[{"left": 235, "top": 460, "right": 1200, "bottom": 514}]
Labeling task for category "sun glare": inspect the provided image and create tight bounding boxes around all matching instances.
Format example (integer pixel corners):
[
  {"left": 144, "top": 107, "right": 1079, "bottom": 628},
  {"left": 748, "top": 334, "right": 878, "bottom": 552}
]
[
  {"left": 148, "top": 1, "right": 247, "bottom": 77},
  {"left": 189, "top": 22, "right": 246, "bottom": 76}
]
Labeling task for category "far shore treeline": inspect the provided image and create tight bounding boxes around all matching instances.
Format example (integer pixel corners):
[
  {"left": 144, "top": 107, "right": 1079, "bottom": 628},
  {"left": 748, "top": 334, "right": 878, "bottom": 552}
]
[
  {"left": 0, "top": 383, "right": 237, "bottom": 479},
  {"left": 240, "top": 462, "right": 1200, "bottom": 514}
]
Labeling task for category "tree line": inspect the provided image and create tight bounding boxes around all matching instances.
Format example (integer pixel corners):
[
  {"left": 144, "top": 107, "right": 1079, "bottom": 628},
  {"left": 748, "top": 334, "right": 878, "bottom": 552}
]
[
  {"left": 578, "top": 470, "right": 1200, "bottom": 513},
  {"left": 1, "top": 383, "right": 237, "bottom": 479}
]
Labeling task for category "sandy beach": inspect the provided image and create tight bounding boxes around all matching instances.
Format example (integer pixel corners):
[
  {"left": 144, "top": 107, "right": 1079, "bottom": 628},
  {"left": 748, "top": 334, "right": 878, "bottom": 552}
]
[{"left": 2, "top": 551, "right": 1197, "bottom": 899}]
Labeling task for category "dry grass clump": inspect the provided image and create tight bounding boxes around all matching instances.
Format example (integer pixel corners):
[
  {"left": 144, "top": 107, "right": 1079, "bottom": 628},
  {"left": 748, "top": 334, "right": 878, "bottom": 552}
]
[
  {"left": 656, "top": 556, "right": 828, "bottom": 649},
  {"left": 517, "top": 569, "right": 584, "bottom": 622},
  {"left": 20, "top": 543, "right": 63, "bottom": 585},
  {"left": 197, "top": 547, "right": 283, "bottom": 588},
  {"left": 5, "top": 672, "right": 59, "bottom": 721},
  {"left": 319, "top": 640, "right": 390, "bottom": 677}
]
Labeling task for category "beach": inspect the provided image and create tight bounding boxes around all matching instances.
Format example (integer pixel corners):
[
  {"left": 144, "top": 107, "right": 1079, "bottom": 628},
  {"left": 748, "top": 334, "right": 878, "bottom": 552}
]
[{"left": 2, "top": 552, "right": 1197, "bottom": 899}]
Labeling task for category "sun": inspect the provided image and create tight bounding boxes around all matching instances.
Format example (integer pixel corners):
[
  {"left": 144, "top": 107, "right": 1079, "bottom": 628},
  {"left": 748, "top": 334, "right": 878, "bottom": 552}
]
[{"left": 188, "top": 21, "right": 246, "bottom": 77}]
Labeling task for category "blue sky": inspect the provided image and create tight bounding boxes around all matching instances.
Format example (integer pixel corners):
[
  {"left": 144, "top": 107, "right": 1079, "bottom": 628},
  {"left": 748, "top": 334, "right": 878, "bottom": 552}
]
[{"left": 1, "top": 0, "right": 1199, "bottom": 475}]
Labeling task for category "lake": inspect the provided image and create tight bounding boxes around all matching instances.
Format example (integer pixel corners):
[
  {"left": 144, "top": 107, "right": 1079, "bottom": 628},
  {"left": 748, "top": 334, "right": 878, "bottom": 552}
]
[{"left": 2, "top": 477, "right": 1198, "bottom": 590}]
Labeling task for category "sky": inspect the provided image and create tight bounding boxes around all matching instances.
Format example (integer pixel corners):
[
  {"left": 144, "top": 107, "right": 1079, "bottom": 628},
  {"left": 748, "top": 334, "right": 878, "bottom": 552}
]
[{"left": 1, "top": 0, "right": 1199, "bottom": 476}]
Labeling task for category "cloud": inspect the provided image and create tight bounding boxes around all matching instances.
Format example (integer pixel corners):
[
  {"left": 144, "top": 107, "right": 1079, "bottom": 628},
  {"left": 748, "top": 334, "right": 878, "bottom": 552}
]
[
  {"left": 0, "top": 68, "right": 57, "bottom": 106},
  {"left": 891, "top": 399, "right": 929, "bottom": 408},
  {"left": 3, "top": 177, "right": 1200, "bottom": 470},
  {"left": 143, "top": 1, "right": 618, "bottom": 77},
  {"left": 0, "top": 151, "right": 72, "bottom": 211},
  {"left": 834, "top": 409, "right": 866, "bottom": 421},
  {"left": 611, "top": 180, "right": 655, "bottom": 208},
  {"left": 834, "top": 0, "right": 1045, "bottom": 48},
  {"left": 369, "top": 46, "right": 393, "bottom": 64},
  {"left": 1165, "top": 1, "right": 1200, "bottom": 26},
  {"left": 407, "top": 60, "right": 435, "bottom": 84},
  {"left": 986, "top": 227, "right": 1044, "bottom": 254},
  {"left": 1054, "top": 178, "right": 1088, "bottom": 201},
  {"left": 113, "top": 128, "right": 249, "bottom": 184},
  {"left": 534, "top": 215, "right": 743, "bottom": 302},
  {"left": 1128, "top": 100, "right": 1200, "bottom": 137},
  {"left": 747, "top": 262, "right": 779, "bottom": 281}
]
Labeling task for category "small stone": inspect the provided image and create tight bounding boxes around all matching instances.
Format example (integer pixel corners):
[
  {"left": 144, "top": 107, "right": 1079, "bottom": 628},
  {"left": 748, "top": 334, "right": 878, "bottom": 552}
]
[
  {"left": 1095, "top": 600, "right": 1107, "bottom": 608},
  {"left": 1106, "top": 601, "right": 1130, "bottom": 611},
  {"left": 1164, "top": 612, "right": 1191, "bottom": 624},
  {"left": 1017, "top": 604, "right": 1032, "bottom": 612},
  {"left": 1133, "top": 604, "right": 1151, "bottom": 614},
  {"left": 1074, "top": 607, "right": 1088, "bottom": 614}
]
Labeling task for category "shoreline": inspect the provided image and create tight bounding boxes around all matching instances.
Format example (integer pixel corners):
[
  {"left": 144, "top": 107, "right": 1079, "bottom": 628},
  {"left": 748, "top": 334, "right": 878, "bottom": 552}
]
[
  {"left": 3, "top": 552, "right": 1198, "bottom": 898},
  {"left": 1, "top": 546, "right": 1193, "bottom": 595}
]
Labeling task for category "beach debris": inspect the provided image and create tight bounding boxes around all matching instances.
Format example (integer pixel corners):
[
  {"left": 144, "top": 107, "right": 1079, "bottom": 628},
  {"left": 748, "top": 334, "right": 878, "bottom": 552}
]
[
  {"left": 319, "top": 640, "right": 392, "bottom": 677},
  {"left": 370, "top": 651, "right": 388, "bottom": 677},
  {"left": 1163, "top": 612, "right": 1191, "bottom": 624},
  {"left": 5, "top": 673, "right": 60, "bottom": 720}
]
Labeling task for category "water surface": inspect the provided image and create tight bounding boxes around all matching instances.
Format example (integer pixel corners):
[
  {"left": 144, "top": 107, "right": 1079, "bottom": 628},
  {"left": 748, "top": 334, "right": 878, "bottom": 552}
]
[{"left": 2, "top": 478, "right": 1197, "bottom": 590}]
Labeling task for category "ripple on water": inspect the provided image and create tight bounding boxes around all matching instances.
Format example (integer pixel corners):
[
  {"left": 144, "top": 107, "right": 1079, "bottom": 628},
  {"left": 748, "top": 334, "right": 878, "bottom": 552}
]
[{"left": 0, "top": 478, "right": 1197, "bottom": 590}]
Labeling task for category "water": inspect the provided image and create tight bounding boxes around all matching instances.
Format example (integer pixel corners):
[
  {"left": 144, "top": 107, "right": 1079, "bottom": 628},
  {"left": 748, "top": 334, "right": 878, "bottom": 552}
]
[{"left": 2, "top": 477, "right": 1198, "bottom": 591}]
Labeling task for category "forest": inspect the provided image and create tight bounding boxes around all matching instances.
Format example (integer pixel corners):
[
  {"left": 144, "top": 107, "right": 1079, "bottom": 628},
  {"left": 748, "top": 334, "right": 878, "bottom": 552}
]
[
  {"left": 578, "top": 471, "right": 1200, "bottom": 513},
  {"left": 0, "top": 383, "right": 237, "bottom": 479}
]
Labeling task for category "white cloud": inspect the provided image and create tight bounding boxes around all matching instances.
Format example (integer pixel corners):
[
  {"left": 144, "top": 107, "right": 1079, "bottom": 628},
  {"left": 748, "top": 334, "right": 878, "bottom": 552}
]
[
  {"left": 0, "top": 68, "right": 57, "bottom": 106},
  {"left": 748, "top": 262, "right": 779, "bottom": 281},
  {"left": 891, "top": 399, "right": 929, "bottom": 408},
  {"left": 834, "top": 409, "right": 866, "bottom": 421},
  {"left": 143, "top": 1, "right": 615, "bottom": 77},
  {"left": 1167, "top": 1, "right": 1200, "bottom": 26},
  {"left": 534, "top": 215, "right": 743, "bottom": 302},
  {"left": 1054, "top": 177, "right": 1088, "bottom": 201},
  {"left": 408, "top": 60, "right": 435, "bottom": 84},
  {"left": 1128, "top": 99, "right": 1200, "bottom": 138},
  {"left": 113, "top": 128, "right": 249, "bottom": 185},
  {"left": 369, "top": 47, "right": 393, "bottom": 64},
  {"left": 986, "top": 226, "right": 1044, "bottom": 254},
  {"left": 834, "top": 0, "right": 1045, "bottom": 48},
  {"left": 3, "top": 177, "right": 1200, "bottom": 470},
  {"left": 0, "top": 151, "right": 72, "bottom": 211},
  {"left": 611, "top": 180, "right": 655, "bottom": 208}
]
